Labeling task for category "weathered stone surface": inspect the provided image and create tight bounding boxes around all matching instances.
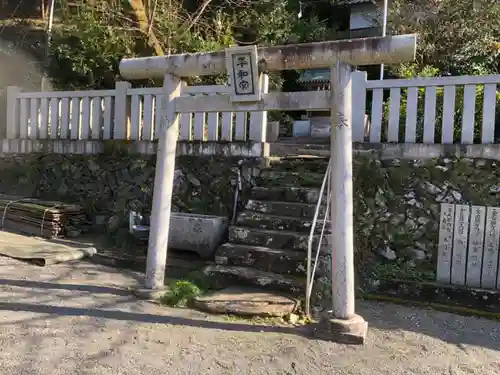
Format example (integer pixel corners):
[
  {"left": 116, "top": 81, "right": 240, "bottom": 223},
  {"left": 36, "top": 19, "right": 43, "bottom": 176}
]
[
  {"left": 193, "top": 287, "right": 299, "bottom": 317},
  {"left": 89, "top": 246, "right": 211, "bottom": 279},
  {"left": 352, "top": 156, "right": 500, "bottom": 285},
  {"left": 215, "top": 243, "right": 329, "bottom": 277},
  {"left": 251, "top": 186, "right": 324, "bottom": 204},
  {"left": 229, "top": 226, "right": 331, "bottom": 252},
  {"left": 202, "top": 265, "right": 304, "bottom": 295},
  {"left": 256, "top": 170, "right": 325, "bottom": 188},
  {"left": 0, "top": 154, "right": 261, "bottom": 245},
  {"left": 3, "top": 152, "right": 500, "bottom": 294},
  {"left": 132, "top": 287, "right": 168, "bottom": 301},
  {"left": 313, "top": 314, "right": 368, "bottom": 345},
  {"left": 268, "top": 156, "right": 329, "bottom": 173},
  {"left": 245, "top": 199, "right": 325, "bottom": 219},
  {"left": 236, "top": 211, "right": 329, "bottom": 234},
  {"left": 365, "top": 279, "right": 500, "bottom": 313},
  {"left": 168, "top": 213, "right": 228, "bottom": 259}
]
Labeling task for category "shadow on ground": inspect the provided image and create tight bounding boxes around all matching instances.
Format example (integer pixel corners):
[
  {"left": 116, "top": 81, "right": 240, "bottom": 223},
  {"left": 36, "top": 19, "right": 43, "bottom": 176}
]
[{"left": 0, "top": 275, "right": 499, "bottom": 352}]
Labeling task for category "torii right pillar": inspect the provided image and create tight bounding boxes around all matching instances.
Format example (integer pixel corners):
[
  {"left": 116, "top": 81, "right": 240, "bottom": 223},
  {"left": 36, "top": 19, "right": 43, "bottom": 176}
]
[{"left": 320, "top": 60, "right": 367, "bottom": 344}]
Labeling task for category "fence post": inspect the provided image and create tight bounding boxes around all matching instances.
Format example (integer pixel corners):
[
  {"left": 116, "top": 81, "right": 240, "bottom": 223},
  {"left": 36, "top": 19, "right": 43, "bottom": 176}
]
[
  {"left": 351, "top": 71, "right": 367, "bottom": 142},
  {"left": 6, "top": 86, "right": 21, "bottom": 139},
  {"left": 113, "top": 81, "right": 131, "bottom": 139}
]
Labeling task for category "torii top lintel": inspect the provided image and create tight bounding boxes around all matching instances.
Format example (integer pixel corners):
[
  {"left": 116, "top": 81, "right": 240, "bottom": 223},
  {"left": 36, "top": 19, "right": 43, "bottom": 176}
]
[{"left": 119, "top": 34, "right": 417, "bottom": 80}]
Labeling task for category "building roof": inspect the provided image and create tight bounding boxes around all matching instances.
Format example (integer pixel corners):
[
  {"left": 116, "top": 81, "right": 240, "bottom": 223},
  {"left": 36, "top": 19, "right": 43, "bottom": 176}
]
[{"left": 297, "top": 69, "right": 330, "bottom": 84}]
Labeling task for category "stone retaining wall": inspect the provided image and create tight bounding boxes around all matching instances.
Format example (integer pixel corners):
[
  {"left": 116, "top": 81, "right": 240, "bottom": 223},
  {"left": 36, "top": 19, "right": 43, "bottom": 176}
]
[
  {"left": 0, "top": 153, "right": 262, "bottom": 242},
  {"left": 354, "top": 156, "right": 500, "bottom": 287},
  {"left": 0, "top": 152, "right": 499, "bottom": 284}
]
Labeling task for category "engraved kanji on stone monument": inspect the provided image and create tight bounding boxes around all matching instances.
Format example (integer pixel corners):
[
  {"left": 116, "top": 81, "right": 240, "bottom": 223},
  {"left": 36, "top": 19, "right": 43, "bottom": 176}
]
[
  {"left": 451, "top": 204, "right": 469, "bottom": 285},
  {"left": 482, "top": 207, "right": 500, "bottom": 289},
  {"left": 437, "top": 203, "right": 455, "bottom": 283},
  {"left": 466, "top": 206, "right": 486, "bottom": 287}
]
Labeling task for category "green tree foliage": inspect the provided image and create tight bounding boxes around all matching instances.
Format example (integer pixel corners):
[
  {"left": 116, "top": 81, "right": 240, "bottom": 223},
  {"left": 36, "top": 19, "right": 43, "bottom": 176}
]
[
  {"left": 389, "top": 0, "right": 500, "bottom": 75},
  {"left": 47, "top": 0, "right": 344, "bottom": 89},
  {"left": 48, "top": 0, "right": 236, "bottom": 89}
]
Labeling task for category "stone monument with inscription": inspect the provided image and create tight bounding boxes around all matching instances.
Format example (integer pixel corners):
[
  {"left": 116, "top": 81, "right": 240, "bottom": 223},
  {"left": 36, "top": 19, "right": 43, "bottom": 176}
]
[{"left": 438, "top": 203, "right": 500, "bottom": 290}]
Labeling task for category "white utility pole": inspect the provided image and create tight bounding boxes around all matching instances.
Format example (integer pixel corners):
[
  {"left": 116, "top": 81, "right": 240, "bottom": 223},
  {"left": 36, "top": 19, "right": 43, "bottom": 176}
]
[
  {"left": 379, "top": 0, "right": 389, "bottom": 80},
  {"left": 41, "top": 0, "right": 56, "bottom": 91}
]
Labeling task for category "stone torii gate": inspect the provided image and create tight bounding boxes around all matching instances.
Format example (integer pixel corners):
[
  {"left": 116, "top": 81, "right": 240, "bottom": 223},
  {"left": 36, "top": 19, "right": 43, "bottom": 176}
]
[{"left": 119, "top": 34, "right": 417, "bottom": 344}]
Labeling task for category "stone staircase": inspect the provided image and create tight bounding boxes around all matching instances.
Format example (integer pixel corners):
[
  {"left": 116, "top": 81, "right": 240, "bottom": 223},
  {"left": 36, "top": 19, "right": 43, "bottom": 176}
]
[{"left": 205, "top": 157, "right": 331, "bottom": 296}]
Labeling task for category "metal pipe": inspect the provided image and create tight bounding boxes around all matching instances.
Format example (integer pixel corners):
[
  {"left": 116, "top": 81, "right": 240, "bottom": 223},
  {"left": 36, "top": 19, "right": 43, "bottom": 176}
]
[
  {"left": 232, "top": 161, "right": 243, "bottom": 225},
  {"left": 306, "top": 180, "right": 331, "bottom": 317},
  {"left": 379, "top": 0, "right": 389, "bottom": 80},
  {"left": 305, "top": 158, "right": 331, "bottom": 318},
  {"left": 41, "top": 0, "right": 56, "bottom": 91}
]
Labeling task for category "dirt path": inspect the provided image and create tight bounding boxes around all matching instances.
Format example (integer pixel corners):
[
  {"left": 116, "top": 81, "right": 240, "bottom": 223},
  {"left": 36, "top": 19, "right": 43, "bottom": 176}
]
[{"left": 0, "top": 256, "right": 498, "bottom": 375}]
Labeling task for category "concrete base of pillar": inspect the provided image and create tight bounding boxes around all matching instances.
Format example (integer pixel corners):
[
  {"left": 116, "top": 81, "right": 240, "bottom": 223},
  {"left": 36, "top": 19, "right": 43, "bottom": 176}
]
[
  {"left": 312, "top": 313, "right": 368, "bottom": 345},
  {"left": 132, "top": 287, "right": 168, "bottom": 301}
]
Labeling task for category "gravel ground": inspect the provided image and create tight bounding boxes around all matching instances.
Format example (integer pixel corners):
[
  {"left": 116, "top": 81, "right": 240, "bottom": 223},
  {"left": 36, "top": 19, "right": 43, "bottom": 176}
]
[{"left": 0, "top": 256, "right": 499, "bottom": 375}]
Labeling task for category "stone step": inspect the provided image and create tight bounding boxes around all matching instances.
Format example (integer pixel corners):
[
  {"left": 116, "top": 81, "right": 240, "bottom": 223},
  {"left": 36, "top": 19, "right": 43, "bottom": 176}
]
[
  {"left": 245, "top": 199, "right": 326, "bottom": 219},
  {"left": 202, "top": 265, "right": 304, "bottom": 295},
  {"left": 267, "top": 156, "right": 329, "bottom": 172},
  {"left": 236, "top": 211, "right": 330, "bottom": 234},
  {"left": 250, "top": 186, "right": 325, "bottom": 204},
  {"left": 229, "top": 226, "right": 331, "bottom": 252},
  {"left": 256, "top": 170, "right": 325, "bottom": 188},
  {"left": 215, "top": 243, "right": 329, "bottom": 277}
]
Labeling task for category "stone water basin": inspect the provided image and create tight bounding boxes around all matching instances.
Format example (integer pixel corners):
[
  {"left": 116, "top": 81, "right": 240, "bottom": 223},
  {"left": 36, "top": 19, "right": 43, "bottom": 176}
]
[{"left": 130, "top": 212, "right": 228, "bottom": 259}]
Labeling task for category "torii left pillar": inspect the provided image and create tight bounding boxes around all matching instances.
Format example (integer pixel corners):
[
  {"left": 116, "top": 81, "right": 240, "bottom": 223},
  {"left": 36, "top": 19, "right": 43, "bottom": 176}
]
[{"left": 145, "top": 73, "right": 184, "bottom": 290}]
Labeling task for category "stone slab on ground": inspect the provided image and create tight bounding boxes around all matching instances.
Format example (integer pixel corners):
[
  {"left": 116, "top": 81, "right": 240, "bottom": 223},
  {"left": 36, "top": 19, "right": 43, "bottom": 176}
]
[{"left": 193, "top": 287, "right": 299, "bottom": 317}]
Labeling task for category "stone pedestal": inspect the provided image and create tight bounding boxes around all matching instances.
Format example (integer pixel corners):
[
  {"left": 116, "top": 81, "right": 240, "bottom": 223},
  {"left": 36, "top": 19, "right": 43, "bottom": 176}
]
[
  {"left": 132, "top": 287, "right": 168, "bottom": 301},
  {"left": 312, "top": 313, "right": 368, "bottom": 345}
]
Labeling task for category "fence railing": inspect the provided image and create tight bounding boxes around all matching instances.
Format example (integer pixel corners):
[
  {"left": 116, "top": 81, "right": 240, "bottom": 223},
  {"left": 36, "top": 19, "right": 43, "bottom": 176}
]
[
  {"left": 355, "top": 73, "right": 500, "bottom": 144},
  {"left": 5, "top": 73, "right": 500, "bottom": 146},
  {"left": 5, "top": 79, "right": 269, "bottom": 143}
]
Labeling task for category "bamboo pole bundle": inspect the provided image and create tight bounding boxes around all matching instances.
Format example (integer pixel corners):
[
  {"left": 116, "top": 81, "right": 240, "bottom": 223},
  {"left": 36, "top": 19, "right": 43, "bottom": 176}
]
[{"left": 0, "top": 195, "right": 87, "bottom": 238}]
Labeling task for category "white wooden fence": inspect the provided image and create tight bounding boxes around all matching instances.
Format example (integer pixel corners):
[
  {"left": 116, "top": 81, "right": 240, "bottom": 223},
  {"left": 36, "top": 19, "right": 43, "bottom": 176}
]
[
  {"left": 5, "top": 80, "right": 269, "bottom": 143},
  {"left": 356, "top": 73, "right": 500, "bottom": 144},
  {"left": 4, "top": 73, "right": 500, "bottom": 146},
  {"left": 437, "top": 203, "right": 500, "bottom": 290}
]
